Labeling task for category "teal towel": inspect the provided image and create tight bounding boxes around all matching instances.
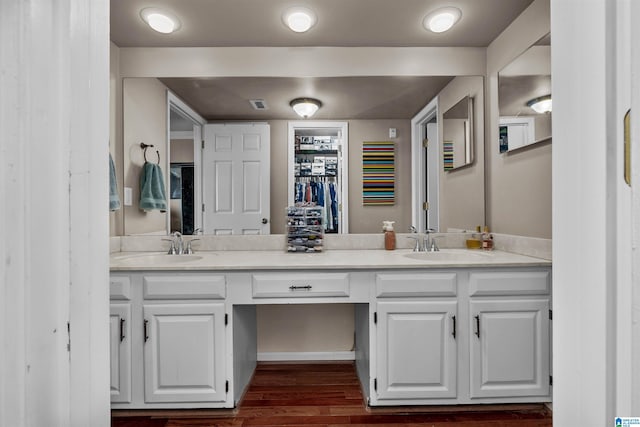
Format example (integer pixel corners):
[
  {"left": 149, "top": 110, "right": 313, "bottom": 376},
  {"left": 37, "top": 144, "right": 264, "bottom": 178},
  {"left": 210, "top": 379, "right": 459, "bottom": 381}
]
[
  {"left": 139, "top": 162, "right": 167, "bottom": 212},
  {"left": 109, "top": 154, "right": 121, "bottom": 211}
]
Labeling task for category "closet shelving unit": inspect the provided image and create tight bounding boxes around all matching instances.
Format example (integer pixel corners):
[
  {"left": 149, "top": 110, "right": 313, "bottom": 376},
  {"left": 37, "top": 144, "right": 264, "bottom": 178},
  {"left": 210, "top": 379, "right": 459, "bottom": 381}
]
[{"left": 288, "top": 121, "right": 348, "bottom": 234}]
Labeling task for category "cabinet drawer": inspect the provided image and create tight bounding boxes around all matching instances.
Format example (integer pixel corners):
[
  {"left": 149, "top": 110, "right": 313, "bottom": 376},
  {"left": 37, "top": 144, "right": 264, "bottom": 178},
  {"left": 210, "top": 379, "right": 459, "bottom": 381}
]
[
  {"left": 110, "top": 276, "right": 131, "bottom": 300},
  {"left": 252, "top": 273, "right": 349, "bottom": 298},
  {"left": 469, "top": 271, "right": 550, "bottom": 296},
  {"left": 376, "top": 272, "right": 457, "bottom": 297},
  {"left": 143, "top": 275, "right": 226, "bottom": 300}
]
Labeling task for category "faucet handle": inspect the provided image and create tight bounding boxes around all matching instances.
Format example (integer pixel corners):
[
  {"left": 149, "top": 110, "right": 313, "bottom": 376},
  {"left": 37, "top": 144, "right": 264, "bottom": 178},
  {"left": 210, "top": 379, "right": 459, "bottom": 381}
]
[
  {"left": 185, "top": 239, "right": 200, "bottom": 255},
  {"left": 162, "top": 238, "right": 177, "bottom": 255},
  {"left": 429, "top": 236, "right": 441, "bottom": 252},
  {"left": 409, "top": 225, "right": 417, "bottom": 233}
]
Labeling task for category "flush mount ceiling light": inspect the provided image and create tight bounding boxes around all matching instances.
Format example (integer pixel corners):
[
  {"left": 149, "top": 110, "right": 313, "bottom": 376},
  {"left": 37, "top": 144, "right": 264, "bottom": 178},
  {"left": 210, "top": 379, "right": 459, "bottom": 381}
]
[
  {"left": 282, "top": 7, "right": 317, "bottom": 33},
  {"left": 140, "top": 8, "right": 181, "bottom": 34},
  {"left": 423, "top": 6, "right": 462, "bottom": 33},
  {"left": 290, "top": 98, "right": 322, "bottom": 118},
  {"left": 527, "top": 95, "right": 552, "bottom": 113}
]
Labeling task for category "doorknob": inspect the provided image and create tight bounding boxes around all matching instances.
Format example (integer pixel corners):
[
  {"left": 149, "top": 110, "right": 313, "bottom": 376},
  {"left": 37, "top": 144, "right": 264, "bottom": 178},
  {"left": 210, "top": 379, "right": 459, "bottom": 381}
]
[{"left": 262, "top": 218, "right": 269, "bottom": 224}]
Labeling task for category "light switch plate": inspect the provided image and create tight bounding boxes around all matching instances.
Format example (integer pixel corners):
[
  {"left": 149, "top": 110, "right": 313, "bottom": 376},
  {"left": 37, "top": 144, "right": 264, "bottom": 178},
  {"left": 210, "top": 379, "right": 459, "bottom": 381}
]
[
  {"left": 389, "top": 128, "right": 397, "bottom": 138},
  {"left": 124, "top": 187, "right": 132, "bottom": 206}
]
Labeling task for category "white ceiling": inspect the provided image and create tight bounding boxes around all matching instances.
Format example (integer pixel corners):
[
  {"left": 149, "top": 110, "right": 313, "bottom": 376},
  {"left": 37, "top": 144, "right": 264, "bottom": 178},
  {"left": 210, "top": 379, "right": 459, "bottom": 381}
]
[{"left": 111, "top": 0, "right": 536, "bottom": 120}]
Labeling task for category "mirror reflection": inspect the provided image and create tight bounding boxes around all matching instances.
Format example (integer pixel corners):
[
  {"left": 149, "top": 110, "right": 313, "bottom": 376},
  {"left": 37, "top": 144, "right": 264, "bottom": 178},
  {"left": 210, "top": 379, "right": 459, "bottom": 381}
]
[
  {"left": 498, "top": 34, "right": 551, "bottom": 152},
  {"left": 119, "top": 75, "right": 490, "bottom": 236},
  {"left": 442, "top": 95, "right": 474, "bottom": 170}
]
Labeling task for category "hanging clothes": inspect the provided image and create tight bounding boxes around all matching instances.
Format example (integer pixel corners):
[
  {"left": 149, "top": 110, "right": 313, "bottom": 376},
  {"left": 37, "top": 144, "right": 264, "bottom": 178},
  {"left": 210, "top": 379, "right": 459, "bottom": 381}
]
[{"left": 329, "top": 183, "right": 338, "bottom": 231}]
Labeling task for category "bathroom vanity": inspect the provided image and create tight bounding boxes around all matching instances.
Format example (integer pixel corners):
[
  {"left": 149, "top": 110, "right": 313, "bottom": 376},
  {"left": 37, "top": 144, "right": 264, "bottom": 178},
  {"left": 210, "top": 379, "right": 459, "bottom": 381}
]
[{"left": 109, "top": 248, "right": 551, "bottom": 409}]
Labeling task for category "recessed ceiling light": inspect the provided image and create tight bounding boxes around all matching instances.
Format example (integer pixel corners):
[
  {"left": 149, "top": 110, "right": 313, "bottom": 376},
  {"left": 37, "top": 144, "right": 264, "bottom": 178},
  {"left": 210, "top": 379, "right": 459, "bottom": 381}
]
[
  {"left": 140, "top": 8, "right": 181, "bottom": 34},
  {"left": 423, "top": 7, "right": 462, "bottom": 33},
  {"left": 282, "top": 7, "right": 317, "bottom": 33}
]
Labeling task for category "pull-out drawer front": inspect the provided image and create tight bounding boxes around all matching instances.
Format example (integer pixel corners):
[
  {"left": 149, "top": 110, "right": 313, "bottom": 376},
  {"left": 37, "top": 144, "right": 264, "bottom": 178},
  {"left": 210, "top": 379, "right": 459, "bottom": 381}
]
[
  {"left": 469, "top": 270, "right": 550, "bottom": 296},
  {"left": 143, "top": 275, "right": 226, "bottom": 300},
  {"left": 252, "top": 273, "right": 350, "bottom": 298},
  {"left": 375, "top": 272, "right": 457, "bottom": 298},
  {"left": 110, "top": 276, "right": 131, "bottom": 300}
]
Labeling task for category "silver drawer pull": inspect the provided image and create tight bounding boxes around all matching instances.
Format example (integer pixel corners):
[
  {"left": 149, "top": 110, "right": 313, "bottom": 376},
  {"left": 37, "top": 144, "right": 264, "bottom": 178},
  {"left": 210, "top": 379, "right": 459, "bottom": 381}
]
[{"left": 289, "top": 285, "right": 312, "bottom": 291}]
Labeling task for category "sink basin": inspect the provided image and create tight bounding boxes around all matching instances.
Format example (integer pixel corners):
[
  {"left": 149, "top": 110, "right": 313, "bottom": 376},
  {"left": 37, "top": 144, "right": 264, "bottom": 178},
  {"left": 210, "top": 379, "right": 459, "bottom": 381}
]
[
  {"left": 114, "top": 253, "right": 204, "bottom": 266},
  {"left": 403, "top": 250, "right": 491, "bottom": 262}
]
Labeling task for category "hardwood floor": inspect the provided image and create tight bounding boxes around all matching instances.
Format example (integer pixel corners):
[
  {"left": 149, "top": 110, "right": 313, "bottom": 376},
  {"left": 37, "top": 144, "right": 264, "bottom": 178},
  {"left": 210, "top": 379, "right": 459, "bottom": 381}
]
[{"left": 112, "top": 362, "right": 552, "bottom": 427}]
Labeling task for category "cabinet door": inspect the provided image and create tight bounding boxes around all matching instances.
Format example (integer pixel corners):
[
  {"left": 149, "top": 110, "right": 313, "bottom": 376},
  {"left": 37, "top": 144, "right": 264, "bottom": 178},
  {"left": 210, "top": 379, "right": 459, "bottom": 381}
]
[
  {"left": 110, "top": 303, "right": 131, "bottom": 403},
  {"left": 469, "top": 299, "right": 550, "bottom": 398},
  {"left": 143, "top": 303, "right": 226, "bottom": 403},
  {"left": 376, "top": 300, "right": 457, "bottom": 400}
]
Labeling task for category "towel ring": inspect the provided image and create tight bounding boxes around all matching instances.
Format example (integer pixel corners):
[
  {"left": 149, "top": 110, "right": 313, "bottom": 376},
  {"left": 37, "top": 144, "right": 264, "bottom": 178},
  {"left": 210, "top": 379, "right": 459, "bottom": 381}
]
[{"left": 140, "top": 142, "right": 160, "bottom": 164}]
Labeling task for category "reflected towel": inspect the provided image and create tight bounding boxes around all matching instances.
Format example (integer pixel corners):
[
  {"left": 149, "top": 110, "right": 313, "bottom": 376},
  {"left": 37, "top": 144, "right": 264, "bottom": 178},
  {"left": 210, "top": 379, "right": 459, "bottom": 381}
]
[
  {"left": 109, "top": 154, "right": 121, "bottom": 211},
  {"left": 139, "top": 162, "right": 167, "bottom": 212}
]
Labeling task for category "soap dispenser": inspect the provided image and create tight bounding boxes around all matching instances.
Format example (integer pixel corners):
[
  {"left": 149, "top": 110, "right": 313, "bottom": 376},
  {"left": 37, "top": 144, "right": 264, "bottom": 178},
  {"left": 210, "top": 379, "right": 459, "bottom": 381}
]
[
  {"left": 482, "top": 226, "right": 494, "bottom": 251},
  {"left": 383, "top": 221, "right": 396, "bottom": 250}
]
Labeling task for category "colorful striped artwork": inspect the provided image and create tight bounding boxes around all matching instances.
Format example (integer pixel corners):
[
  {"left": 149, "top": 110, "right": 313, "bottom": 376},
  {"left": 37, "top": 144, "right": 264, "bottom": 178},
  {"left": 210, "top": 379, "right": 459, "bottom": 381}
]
[
  {"left": 362, "top": 141, "right": 395, "bottom": 205},
  {"left": 443, "top": 141, "right": 454, "bottom": 171}
]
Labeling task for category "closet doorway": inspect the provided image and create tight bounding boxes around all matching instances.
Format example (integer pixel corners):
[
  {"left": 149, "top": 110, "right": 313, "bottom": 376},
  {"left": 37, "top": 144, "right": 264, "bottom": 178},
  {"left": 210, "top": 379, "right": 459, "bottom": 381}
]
[{"left": 287, "top": 121, "right": 349, "bottom": 234}]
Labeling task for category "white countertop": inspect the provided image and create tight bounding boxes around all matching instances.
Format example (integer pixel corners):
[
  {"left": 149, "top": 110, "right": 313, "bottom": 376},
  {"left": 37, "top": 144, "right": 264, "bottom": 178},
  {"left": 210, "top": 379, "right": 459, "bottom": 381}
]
[{"left": 110, "top": 248, "right": 551, "bottom": 271}]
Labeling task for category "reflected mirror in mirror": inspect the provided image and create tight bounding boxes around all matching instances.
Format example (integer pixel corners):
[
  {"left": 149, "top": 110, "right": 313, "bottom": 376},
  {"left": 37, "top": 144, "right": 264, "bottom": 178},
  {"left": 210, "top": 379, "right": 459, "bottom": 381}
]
[
  {"left": 167, "top": 97, "right": 203, "bottom": 235},
  {"left": 442, "top": 95, "right": 474, "bottom": 171},
  {"left": 498, "top": 33, "right": 551, "bottom": 153}
]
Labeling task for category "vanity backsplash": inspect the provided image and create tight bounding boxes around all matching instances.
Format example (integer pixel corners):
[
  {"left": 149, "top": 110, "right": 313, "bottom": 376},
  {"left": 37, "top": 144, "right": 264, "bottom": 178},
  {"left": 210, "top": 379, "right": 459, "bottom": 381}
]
[{"left": 110, "top": 232, "right": 551, "bottom": 261}]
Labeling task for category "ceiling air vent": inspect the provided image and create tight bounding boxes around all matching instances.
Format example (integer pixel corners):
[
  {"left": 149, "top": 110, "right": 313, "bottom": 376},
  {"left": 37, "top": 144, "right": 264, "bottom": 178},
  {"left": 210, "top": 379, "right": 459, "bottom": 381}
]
[{"left": 249, "top": 99, "right": 268, "bottom": 110}]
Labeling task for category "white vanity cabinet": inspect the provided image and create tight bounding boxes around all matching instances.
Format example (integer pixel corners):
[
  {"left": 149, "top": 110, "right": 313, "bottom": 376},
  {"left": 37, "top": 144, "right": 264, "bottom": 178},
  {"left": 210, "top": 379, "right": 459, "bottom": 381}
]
[
  {"left": 468, "top": 271, "right": 551, "bottom": 399},
  {"left": 373, "top": 273, "right": 458, "bottom": 401},
  {"left": 109, "top": 256, "right": 552, "bottom": 410},
  {"left": 110, "top": 273, "right": 230, "bottom": 409},
  {"left": 369, "top": 268, "right": 551, "bottom": 406}
]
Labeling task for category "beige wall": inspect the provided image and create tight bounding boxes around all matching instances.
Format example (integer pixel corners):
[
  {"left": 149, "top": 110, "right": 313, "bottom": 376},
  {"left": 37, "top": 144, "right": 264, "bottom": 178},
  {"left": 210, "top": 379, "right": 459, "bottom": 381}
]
[
  {"left": 486, "top": 0, "right": 552, "bottom": 238},
  {"left": 122, "top": 78, "right": 168, "bottom": 235},
  {"left": 348, "top": 120, "right": 412, "bottom": 233},
  {"left": 170, "top": 139, "right": 194, "bottom": 163},
  {"left": 257, "top": 304, "right": 354, "bottom": 353},
  {"left": 438, "top": 76, "right": 486, "bottom": 232}
]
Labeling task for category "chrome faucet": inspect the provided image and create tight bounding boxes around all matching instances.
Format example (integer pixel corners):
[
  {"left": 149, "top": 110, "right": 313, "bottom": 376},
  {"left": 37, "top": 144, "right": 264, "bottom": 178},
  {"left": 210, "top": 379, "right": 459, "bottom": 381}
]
[
  {"left": 172, "top": 231, "right": 184, "bottom": 255},
  {"left": 408, "top": 226, "right": 425, "bottom": 252},
  {"left": 424, "top": 228, "right": 440, "bottom": 252}
]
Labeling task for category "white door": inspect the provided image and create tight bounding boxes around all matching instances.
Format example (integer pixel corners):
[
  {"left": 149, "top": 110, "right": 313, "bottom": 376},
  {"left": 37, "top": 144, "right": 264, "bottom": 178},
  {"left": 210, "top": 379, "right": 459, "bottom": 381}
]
[
  {"left": 469, "top": 299, "right": 550, "bottom": 398},
  {"left": 203, "top": 123, "right": 270, "bottom": 235},
  {"left": 110, "top": 303, "right": 131, "bottom": 403},
  {"left": 376, "top": 300, "right": 457, "bottom": 400},
  {"left": 143, "top": 303, "right": 226, "bottom": 403}
]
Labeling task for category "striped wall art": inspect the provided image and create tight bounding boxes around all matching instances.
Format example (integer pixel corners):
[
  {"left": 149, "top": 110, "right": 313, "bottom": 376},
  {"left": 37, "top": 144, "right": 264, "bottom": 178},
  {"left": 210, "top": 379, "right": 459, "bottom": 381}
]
[{"left": 362, "top": 141, "right": 395, "bottom": 205}]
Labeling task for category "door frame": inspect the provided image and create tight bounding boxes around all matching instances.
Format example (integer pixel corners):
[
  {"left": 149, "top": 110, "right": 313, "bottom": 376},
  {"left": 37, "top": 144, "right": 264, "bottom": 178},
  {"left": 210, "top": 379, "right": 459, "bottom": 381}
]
[
  {"left": 167, "top": 91, "right": 206, "bottom": 233},
  {"left": 411, "top": 97, "right": 439, "bottom": 232},
  {"left": 287, "top": 121, "right": 349, "bottom": 234}
]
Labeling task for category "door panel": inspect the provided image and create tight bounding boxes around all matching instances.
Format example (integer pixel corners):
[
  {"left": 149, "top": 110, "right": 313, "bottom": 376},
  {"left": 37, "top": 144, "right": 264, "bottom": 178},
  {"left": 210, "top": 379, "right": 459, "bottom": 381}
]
[
  {"left": 203, "top": 123, "right": 270, "bottom": 234},
  {"left": 376, "top": 300, "right": 457, "bottom": 400},
  {"left": 143, "top": 303, "right": 226, "bottom": 403},
  {"left": 469, "top": 299, "right": 549, "bottom": 398},
  {"left": 110, "top": 303, "right": 131, "bottom": 403}
]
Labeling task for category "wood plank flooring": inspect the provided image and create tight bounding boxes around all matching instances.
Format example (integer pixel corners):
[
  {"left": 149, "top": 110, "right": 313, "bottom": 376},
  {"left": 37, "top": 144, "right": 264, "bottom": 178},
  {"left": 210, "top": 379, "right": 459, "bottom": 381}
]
[{"left": 112, "top": 362, "right": 552, "bottom": 427}]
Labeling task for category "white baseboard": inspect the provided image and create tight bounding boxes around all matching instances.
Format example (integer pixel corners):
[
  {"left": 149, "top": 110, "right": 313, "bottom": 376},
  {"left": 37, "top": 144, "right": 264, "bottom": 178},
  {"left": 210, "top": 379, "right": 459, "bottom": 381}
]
[{"left": 257, "top": 351, "right": 355, "bottom": 361}]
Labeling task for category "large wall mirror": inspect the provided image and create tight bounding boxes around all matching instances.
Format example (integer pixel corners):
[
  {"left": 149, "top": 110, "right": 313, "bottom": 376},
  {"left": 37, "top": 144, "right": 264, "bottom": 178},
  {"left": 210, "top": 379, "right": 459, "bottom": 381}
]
[
  {"left": 119, "top": 75, "right": 489, "bottom": 236},
  {"left": 498, "top": 33, "right": 551, "bottom": 152},
  {"left": 442, "top": 95, "right": 474, "bottom": 170}
]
